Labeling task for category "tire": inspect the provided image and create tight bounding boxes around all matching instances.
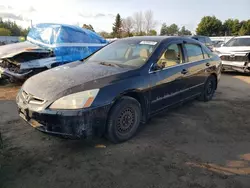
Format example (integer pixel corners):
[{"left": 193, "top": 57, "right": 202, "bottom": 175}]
[
  {"left": 106, "top": 96, "right": 141, "bottom": 143},
  {"left": 199, "top": 75, "right": 217, "bottom": 102}
]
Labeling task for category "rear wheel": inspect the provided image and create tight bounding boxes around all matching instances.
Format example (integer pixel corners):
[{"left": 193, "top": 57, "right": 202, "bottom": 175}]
[
  {"left": 199, "top": 75, "right": 217, "bottom": 102},
  {"left": 106, "top": 96, "right": 141, "bottom": 143}
]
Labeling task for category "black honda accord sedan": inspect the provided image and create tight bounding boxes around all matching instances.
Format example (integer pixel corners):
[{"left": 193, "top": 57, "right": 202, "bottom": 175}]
[{"left": 16, "top": 36, "right": 222, "bottom": 143}]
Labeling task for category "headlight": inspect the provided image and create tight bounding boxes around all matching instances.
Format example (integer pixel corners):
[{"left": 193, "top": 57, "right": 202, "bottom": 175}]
[{"left": 50, "top": 89, "right": 99, "bottom": 109}]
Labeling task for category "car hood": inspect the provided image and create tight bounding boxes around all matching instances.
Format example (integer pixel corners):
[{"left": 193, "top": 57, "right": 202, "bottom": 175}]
[
  {"left": 22, "top": 61, "right": 133, "bottom": 101},
  {"left": 0, "top": 41, "right": 50, "bottom": 59},
  {"left": 216, "top": 46, "right": 250, "bottom": 54}
]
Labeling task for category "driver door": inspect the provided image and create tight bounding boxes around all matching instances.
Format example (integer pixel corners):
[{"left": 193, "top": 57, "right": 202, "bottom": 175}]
[{"left": 149, "top": 41, "right": 187, "bottom": 114}]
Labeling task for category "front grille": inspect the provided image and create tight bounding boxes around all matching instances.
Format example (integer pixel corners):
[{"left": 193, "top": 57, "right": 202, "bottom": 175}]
[
  {"left": 21, "top": 90, "right": 46, "bottom": 105},
  {"left": 220, "top": 55, "right": 248, "bottom": 62},
  {"left": 22, "top": 90, "right": 28, "bottom": 100},
  {"left": 30, "top": 97, "right": 46, "bottom": 105}
]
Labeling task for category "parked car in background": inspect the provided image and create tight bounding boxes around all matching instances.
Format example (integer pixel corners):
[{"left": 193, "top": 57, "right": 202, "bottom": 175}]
[
  {"left": 190, "top": 35, "right": 214, "bottom": 51},
  {"left": 106, "top": 38, "right": 118, "bottom": 43},
  {"left": 212, "top": 40, "right": 225, "bottom": 48},
  {"left": 212, "top": 40, "right": 226, "bottom": 52},
  {"left": 16, "top": 36, "right": 222, "bottom": 143},
  {"left": 215, "top": 36, "right": 250, "bottom": 73},
  {"left": 0, "top": 23, "right": 107, "bottom": 81}
]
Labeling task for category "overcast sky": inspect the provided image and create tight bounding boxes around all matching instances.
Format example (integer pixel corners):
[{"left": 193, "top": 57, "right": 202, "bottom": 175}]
[{"left": 0, "top": 0, "right": 249, "bottom": 33}]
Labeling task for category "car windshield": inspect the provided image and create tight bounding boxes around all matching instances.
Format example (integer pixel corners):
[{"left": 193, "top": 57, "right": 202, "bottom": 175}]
[
  {"left": 224, "top": 38, "right": 250, "bottom": 47},
  {"left": 86, "top": 39, "right": 158, "bottom": 68}
]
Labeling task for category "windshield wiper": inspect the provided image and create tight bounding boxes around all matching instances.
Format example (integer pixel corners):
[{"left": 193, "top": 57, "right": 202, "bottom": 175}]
[{"left": 99, "top": 62, "right": 121, "bottom": 68}]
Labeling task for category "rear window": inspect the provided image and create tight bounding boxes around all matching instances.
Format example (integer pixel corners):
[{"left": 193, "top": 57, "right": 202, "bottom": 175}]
[
  {"left": 193, "top": 37, "right": 206, "bottom": 43},
  {"left": 225, "top": 38, "right": 250, "bottom": 47},
  {"left": 205, "top": 37, "right": 212, "bottom": 45},
  {"left": 185, "top": 44, "right": 204, "bottom": 62}
]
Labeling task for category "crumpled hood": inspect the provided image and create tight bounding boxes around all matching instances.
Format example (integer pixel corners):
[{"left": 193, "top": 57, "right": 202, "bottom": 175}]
[
  {"left": 216, "top": 46, "right": 250, "bottom": 54},
  {"left": 22, "top": 61, "right": 132, "bottom": 101},
  {"left": 0, "top": 41, "right": 49, "bottom": 59}
]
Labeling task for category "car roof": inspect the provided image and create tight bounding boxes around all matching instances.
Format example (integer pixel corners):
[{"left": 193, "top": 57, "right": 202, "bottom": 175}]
[
  {"left": 119, "top": 36, "right": 195, "bottom": 43},
  {"left": 192, "top": 35, "right": 208, "bottom": 37},
  {"left": 35, "top": 23, "right": 87, "bottom": 33},
  {"left": 234, "top": 36, "right": 250, "bottom": 39},
  {"left": 189, "top": 35, "right": 209, "bottom": 38}
]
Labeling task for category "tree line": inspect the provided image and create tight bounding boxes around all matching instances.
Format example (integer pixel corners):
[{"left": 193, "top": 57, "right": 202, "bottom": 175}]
[
  {"left": 98, "top": 10, "right": 158, "bottom": 38},
  {"left": 100, "top": 14, "right": 250, "bottom": 38},
  {"left": 159, "top": 16, "right": 250, "bottom": 36},
  {"left": 1, "top": 13, "right": 250, "bottom": 38},
  {"left": 160, "top": 23, "right": 191, "bottom": 36},
  {"left": 0, "top": 18, "right": 29, "bottom": 36},
  {"left": 101, "top": 11, "right": 192, "bottom": 38},
  {"left": 196, "top": 16, "right": 250, "bottom": 36},
  {"left": 106, "top": 11, "right": 193, "bottom": 38}
]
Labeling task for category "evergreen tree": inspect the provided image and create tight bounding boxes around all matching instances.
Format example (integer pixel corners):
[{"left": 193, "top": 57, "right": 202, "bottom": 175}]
[{"left": 112, "top": 14, "right": 122, "bottom": 38}]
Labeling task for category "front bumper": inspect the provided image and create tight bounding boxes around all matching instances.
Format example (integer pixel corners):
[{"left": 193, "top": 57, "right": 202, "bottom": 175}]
[
  {"left": 222, "top": 61, "right": 250, "bottom": 72},
  {"left": 17, "top": 102, "right": 111, "bottom": 139},
  {"left": 0, "top": 66, "right": 32, "bottom": 80}
]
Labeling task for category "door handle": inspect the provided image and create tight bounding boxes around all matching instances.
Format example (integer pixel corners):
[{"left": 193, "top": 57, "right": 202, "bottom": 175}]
[
  {"left": 181, "top": 69, "right": 188, "bottom": 75},
  {"left": 206, "top": 62, "right": 210, "bottom": 67}
]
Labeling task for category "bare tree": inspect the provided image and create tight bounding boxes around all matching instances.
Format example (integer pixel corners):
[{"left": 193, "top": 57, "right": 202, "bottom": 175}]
[
  {"left": 144, "top": 10, "right": 157, "bottom": 35},
  {"left": 122, "top": 17, "right": 134, "bottom": 36},
  {"left": 133, "top": 11, "right": 144, "bottom": 34}
]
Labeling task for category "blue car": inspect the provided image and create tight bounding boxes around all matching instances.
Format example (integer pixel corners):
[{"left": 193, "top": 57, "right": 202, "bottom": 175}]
[{"left": 0, "top": 23, "right": 107, "bottom": 80}]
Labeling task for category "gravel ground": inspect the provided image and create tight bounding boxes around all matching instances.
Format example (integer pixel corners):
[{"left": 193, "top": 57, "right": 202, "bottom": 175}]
[{"left": 1, "top": 73, "right": 250, "bottom": 188}]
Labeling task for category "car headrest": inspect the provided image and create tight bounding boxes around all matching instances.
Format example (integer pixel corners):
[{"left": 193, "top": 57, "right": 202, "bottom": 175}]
[
  {"left": 140, "top": 49, "right": 150, "bottom": 59},
  {"left": 164, "top": 49, "right": 177, "bottom": 60}
]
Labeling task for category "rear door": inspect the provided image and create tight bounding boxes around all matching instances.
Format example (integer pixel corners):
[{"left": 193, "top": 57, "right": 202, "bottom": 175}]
[{"left": 180, "top": 42, "right": 208, "bottom": 98}]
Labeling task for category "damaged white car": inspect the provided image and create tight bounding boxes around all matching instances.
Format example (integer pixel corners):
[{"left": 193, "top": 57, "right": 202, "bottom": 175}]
[
  {"left": 0, "top": 23, "right": 107, "bottom": 81},
  {"left": 215, "top": 36, "right": 250, "bottom": 73}
]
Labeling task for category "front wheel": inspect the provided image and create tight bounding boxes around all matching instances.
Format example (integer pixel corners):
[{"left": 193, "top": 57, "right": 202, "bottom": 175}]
[
  {"left": 106, "top": 96, "right": 141, "bottom": 143},
  {"left": 199, "top": 75, "right": 217, "bottom": 102}
]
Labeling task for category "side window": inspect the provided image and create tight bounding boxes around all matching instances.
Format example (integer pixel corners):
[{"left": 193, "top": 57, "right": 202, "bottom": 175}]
[
  {"left": 203, "top": 46, "right": 212, "bottom": 59},
  {"left": 185, "top": 44, "right": 204, "bottom": 62},
  {"left": 206, "top": 37, "right": 212, "bottom": 45},
  {"left": 157, "top": 43, "right": 183, "bottom": 68},
  {"left": 203, "top": 52, "right": 209, "bottom": 59},
  {"left": 198, "top": 37, "right": 206, "bottom": 43}
]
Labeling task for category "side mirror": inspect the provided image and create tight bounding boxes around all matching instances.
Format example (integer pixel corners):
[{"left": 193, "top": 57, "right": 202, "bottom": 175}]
[
  {"left": 221, "top": 43, "right": 224, "bottom": 47},
  {"left": 151, "top": 63, "right": 163, "bottom": 72}
]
